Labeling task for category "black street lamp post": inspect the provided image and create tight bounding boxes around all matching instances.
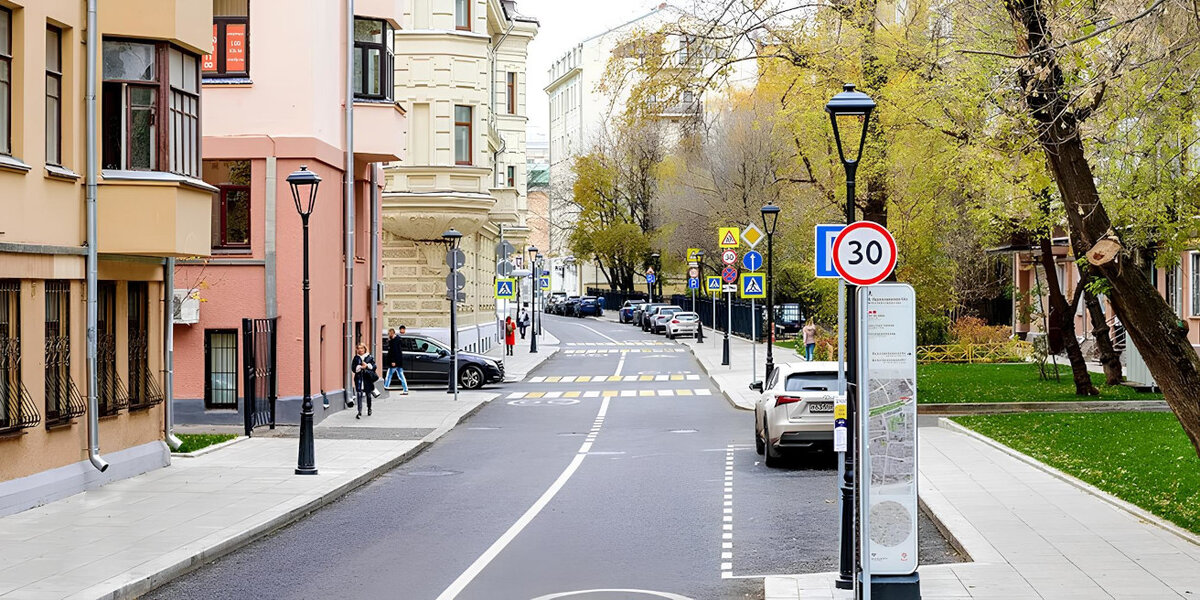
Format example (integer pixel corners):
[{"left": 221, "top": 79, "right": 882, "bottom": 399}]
[
  {"left": 442, "top": 229, "right": 463, "bottom": 397},
  {"left": 288, "top": 166, "right": 321, "bottom": 476},
  {"left": 649, "top": 252, "right": 660, "bottom": 302},
  {"left": 761, "top": 203, "right": 781, "bottom": 382},
  {"left": 826, "top": 82, "right": 876, "bottom": 591},
  {"left": 529, "top": 246, "right": 539, "bottom": 354},
  {"left": 695, "top": 250, "right": 705, "bottom": 343}
]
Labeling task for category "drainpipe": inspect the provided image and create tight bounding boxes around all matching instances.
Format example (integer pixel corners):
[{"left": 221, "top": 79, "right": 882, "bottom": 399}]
[
  {"left": 85, "top": 0, "right": 109, "bottom": 472},
  {"left": 370, "top": 166, "right": 380, "bottom": 339},
  {"left": 344, "top": 0, "right": 356, "bottom": 406},
  {"left": 162, "top": 258, "right": 182, "bottom": 450}
]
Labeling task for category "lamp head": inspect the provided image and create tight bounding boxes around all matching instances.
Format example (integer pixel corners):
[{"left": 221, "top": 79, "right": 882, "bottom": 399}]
[
  {"left": 825, "top": 83, "right": 875, "bottom": 167},
  {"left": 761, "top": 203, "right": 781, "bottom": 235},
  {"left": 528, "top": 245, "right": 539, "bottom": 261},
  {"left": 287, "top": 166, "right": 322, "bottom": 217},
  {"left": 441, "top": 228, "right": 463, "bottom": 249}
]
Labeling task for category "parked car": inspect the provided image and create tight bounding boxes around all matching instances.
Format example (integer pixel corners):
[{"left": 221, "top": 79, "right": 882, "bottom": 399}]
[
  {"left": 619, "top": 300, "right": 645, "bottom": 323},
  {"left": 577, "top": 297, "right": 604, "bottom": 317},
  {"left": 390, "top": 334, "right": 505, "bottom": 390},
  {"left": 642, "top": 304, "right": 681, "bottom": 332},
  {"left": 561, "top": 296, "right": 582, "bottom": 316},
  {"left": 753, "top": 361, "right": 840, "bottom": 467},
  {"left": 650, "top": 306, "right": 683, "bottom": 333},
  {"left": 633, "top": 302, "right": 663, "bottom": 326},
  {"left": 665, "top": 311, "right": 701, "bottom": 339}
]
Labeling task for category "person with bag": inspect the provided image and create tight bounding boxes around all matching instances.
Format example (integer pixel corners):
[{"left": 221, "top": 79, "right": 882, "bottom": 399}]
[
  {"left": 351, "top": 343, "right": 378, "bottom": 419},
  {"left": 505, "top": 316, "right": 517, "bottom": 356},
  {"left": 517, "top": 305, "right": 530, "bottom": 339}
]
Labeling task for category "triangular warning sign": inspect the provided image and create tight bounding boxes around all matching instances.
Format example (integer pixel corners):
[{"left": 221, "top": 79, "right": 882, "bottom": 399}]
[
  {"left": 745, "top": 278, "right": 763, "bottom": 294},
  {"left": 722, "top": 231, "right": 737, "bottom": 246}
]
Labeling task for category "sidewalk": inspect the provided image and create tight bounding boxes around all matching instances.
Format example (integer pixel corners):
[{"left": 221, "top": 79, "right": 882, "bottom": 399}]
[
  {"left": 0, "top": 334, "right": 561, "bottom": 600},
  {"left": 680, "top": 330, "right": 791, "bottom": 410},
  {"left": 488, "top": 327, "right": 559, "bottom": 381},
  {"left": 687, "top": 333, "right": 1200, "bottom": 599}
]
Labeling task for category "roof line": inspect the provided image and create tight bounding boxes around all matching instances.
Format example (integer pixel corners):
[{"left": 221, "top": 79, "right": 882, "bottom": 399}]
[{"left": 580, "top": 3, "right": 685, "bottom": 45}]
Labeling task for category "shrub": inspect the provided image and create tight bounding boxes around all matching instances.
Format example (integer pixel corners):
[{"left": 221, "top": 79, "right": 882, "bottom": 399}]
[{"left": 949, "top": 316, "right": 1010, "bottom": 345}]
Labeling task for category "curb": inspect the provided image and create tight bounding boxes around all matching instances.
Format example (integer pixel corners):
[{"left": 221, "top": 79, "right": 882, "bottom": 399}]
[
  {"left": 169, "top": 434, "right": 248, "bottom": 458},
  {"left": 680, "top": 340, "right": 754, "bottom": 412},
  {"left": 918, "top": 400, "right": 1169, "bottom": 416},
  {"left": 938, "top": 417, "right": 1200, "bottom": 550},
  {"left": 105, "top": 399, "right": 491, "bottom": 600}
]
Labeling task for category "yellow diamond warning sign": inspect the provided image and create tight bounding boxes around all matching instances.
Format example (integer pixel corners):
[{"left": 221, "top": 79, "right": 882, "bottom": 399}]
[{"left": 718, "top": 227, "right": 739, "bottom": 249}]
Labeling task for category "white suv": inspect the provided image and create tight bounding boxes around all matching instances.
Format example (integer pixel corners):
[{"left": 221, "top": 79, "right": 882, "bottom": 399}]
[{"left": 754, "top": 362, "right": 841, "bottom": 467}]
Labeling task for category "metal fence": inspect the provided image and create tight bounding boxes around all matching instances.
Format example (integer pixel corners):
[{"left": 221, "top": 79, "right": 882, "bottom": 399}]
[
  {"left": 673, "top": 293, "right": 766, "bottom": 342},
  {"left": 586, "top": 288, "right": 649, "bottom": 313}
]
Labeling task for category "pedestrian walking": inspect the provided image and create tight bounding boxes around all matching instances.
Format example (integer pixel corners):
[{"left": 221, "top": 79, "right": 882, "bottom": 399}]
[
  {"left": 505, "top": 316, "right": 517, "bottom": 356},
  {"left": 518, "top": 305, "right": 530, "bottom": 339},
  {"left": 384, "top": 326, "right": 409, "bottom": 394},
  {"left": 803, "top": 321, "right": 817, "bottom": 361},
  {"left": 351, "top": 343, "right": 378, "bottom": 419}
]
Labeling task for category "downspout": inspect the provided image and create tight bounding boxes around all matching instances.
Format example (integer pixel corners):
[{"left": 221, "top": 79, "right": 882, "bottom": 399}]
[
  {"left": 85, "top": 0, "right": 109, "bottom": 472},
  {"left": 344, "top": 0, "right": 356, "bottom": 406},
  {"left": 370, "top": 166, "right": 380, "bottom": 339},
  {"left": 163, "top": 259, "right": 181, "bottom": 450}
]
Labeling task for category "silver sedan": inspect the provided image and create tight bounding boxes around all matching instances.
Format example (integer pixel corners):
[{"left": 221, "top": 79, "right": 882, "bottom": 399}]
[{"left": 754, "top": 362, "right": 841, "bottom": 467}]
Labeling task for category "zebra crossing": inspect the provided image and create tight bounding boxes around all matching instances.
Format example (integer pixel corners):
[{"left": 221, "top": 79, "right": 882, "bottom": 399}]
[
  {"left": 564, "top": 342, "right": 673, "bottom": 347},
  {"left": 528, "top": 374, "right": 702, "bottom": 384},
  {"left": 506, "top": 388, "right": 713, "bottom": 399},
  {"left": 563, "top": 348, "right": 687, "bottom": 355}
]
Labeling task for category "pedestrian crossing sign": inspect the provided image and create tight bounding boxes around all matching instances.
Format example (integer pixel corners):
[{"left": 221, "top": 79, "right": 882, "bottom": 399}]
[
  {"left": 539, "top": 276, "right": 550, "bottom": 290},
  {"left": 705, "top": 276, "right": 721, "bottom": 295},
  {"left": 718, "top": 227, "right": 740, "bottom": 249},
  {"left": 740, "top": 273, "right": 766, "bottom": 299},
  {"left": 495, "top": 278, "right": 517, "bottom": 300}
]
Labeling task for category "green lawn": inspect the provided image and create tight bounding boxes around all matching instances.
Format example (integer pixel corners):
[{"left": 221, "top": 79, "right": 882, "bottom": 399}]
[
  {"left": 953, "top": 413, "right": 1200, "bottom": 534},
  {"left": 176, "top": 433, "right": 238, "bottom": 453},
  {"left": 918, "top": 362, "right": 1163, "bottom": 404}
]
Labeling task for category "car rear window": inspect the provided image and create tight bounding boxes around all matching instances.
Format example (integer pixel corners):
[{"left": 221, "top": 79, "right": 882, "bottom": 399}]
[
  {"left": 675, "top": 313, "right": 698, "bottom": 320},
  {"left": 784, "top": 372, "right": 838, "bottom": 392}
]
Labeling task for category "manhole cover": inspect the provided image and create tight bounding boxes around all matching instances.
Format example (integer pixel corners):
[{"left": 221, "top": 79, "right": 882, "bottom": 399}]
[{"left": 669, "top": 429, "right": 698, "bottom": 434}]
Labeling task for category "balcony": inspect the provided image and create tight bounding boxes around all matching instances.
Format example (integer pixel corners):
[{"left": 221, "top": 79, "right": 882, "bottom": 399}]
[
  {"left": 97, "top": 173, "right": 214, "bottom": 257},
  {"left": 99, "top": 0, "right": 211, "bottom": 55},
  {"left": 489, "top": 187, "right": 520, "bottom": 225},
  {"left": 354, "top": 101, "right": 407, "bottom": 167}
]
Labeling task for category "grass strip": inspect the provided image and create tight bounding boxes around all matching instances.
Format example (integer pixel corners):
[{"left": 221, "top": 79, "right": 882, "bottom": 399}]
[
  {"left": 919, "top": 362, "right": 1162, "bottom": 403},
  {"left": 176, "top": 433, "right": 239, "bottom": 454}
]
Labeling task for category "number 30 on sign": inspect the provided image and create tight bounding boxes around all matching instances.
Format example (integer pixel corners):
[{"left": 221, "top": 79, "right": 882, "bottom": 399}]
[{"left": 832, "top": 221, "right": 897, "bottom": 286}]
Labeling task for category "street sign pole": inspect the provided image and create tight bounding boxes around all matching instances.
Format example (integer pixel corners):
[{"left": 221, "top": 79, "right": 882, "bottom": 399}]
[
  {"left": 723, "top": 289, "right": 731, "bottom": 366},
  {"left": 751, "top": 298, "right": 757, "bottom": 384}
]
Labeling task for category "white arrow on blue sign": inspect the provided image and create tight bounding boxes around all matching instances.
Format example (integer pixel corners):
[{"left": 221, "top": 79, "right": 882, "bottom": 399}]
[
  {"left": 815, "top": 224, "right": 847, "bottom": 278},
  {"left": 742, "top": 250, "right": 763, "bottom": 272}
]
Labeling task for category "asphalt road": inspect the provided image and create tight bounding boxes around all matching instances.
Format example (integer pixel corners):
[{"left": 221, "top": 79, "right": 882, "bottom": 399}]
[{"left": 146, "top": 314, "right": 956, "bottom": 600}]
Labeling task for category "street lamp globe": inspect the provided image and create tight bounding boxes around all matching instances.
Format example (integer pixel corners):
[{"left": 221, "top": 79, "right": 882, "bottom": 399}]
[
  {"left": 824, "top": 83, "right": 876, "bottom": 168},
  {"left": 287, "top": 166, "right": 322, "bottom": 217},
  {"left": 761, "top": 203, "right": 781, "bottom": 235}
]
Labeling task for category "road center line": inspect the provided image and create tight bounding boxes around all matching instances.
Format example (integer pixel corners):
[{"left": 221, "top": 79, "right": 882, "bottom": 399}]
[{"left": 436, "top": 397, "right": 612, "bottom": 600}]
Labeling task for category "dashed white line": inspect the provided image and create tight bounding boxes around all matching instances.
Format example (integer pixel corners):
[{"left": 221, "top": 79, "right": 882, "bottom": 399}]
[{"left": 721, "top": 444, "right": 736, "bottom": 580}]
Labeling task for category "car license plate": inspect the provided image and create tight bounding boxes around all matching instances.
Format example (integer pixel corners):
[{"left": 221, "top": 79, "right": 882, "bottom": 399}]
[{"left": 809, "top": 402, "right": 834, "bottom": 413}]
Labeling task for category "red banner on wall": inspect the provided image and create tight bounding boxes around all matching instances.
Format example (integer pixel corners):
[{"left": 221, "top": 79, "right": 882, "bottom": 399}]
[{"left": 225, "top": 24, "right": 246, "bottom": 72}]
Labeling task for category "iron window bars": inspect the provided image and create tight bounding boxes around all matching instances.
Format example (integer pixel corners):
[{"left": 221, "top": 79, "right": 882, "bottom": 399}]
[
  {"left": 1, "top": 280, "right": 41, "bottom": 434},
  {"left": 44, "top": 281, "right": 85, "bottom": 426}
]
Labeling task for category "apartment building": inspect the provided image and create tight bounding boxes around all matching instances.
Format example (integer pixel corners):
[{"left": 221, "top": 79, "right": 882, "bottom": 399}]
[
  {"left": 383, "top": 0, "right": 537, "bottom": 353},
  {"left": 0, "top": 0, "right": 213, "bottom": 515},
  {"left": 173, "top": 0, "right": 406, "bottom": 423}
]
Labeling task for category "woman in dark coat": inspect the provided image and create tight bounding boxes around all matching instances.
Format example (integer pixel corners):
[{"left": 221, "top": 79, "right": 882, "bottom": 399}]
[{"left": 351, "top": 343, "right": 377, "bottom": 419}]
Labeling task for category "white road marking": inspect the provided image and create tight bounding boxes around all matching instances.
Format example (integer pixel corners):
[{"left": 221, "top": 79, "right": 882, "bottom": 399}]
[
  {"left": 615, "top": 351, "right": 627, "bottom": 376},
  {"left": 436, "top": 397, "right": 611, "bottom": 600},
  {"left": 573, "top": 322, "right": 622, "bottom": 343},
  {"left": 721, "top": 444, "right": 737, "bottom": 580}
]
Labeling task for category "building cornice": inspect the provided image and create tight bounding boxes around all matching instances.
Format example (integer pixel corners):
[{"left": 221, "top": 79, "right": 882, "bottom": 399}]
[{"left": 545, "top": 67, "right": 582, "bottom": 93}]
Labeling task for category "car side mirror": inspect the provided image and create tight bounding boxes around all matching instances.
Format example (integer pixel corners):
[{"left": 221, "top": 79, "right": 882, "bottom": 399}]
[
  {"left": 437, "top": 349, "right": 449, "bottom": 358},
  {"left": 749, "top": 381, "right": 764, "bottom": 393}
]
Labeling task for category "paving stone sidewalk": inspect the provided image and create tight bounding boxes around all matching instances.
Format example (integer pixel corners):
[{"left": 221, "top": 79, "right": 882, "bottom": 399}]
[{"left": 678, "top": 331, "right": 1200, "bottom": 599}]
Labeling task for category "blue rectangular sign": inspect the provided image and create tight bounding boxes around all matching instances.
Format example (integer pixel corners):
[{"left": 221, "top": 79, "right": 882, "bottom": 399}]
[
  {"left": 688, "top": 277, "right": 699, "bottom": 289},
  {"left": 815, "top": 224, "right": 847, "bottom": 278}
]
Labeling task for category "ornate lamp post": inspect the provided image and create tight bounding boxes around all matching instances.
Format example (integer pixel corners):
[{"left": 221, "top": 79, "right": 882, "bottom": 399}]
[
  {"left": 288, "top": 166, "right": 321, "bottom": 476},
  {"left": 442, "top": 229, "right": 463, "bottom": 398},
  {"left": 826, "top": 82, "right": 875, "bottom": 591},
  {"left": 761, "top": 202, "right": 781, "bottom": 382},
  {"left": 695, "top": 250, "right": 705, "bottom": 343},
  {"left": 649, "top": 252, "right": 661, "bottom": 302},
  {"left": 528, "top": 246, "right": 539, "bottom": 354}
]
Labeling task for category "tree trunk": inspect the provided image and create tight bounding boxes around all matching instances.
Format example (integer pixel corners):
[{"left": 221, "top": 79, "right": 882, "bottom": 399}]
[
  {"left": 1083, "top": 285, "right": 1123, "bottom": 386},
  {"left": 1038, "top": 237, "right": 1098, "bottom": 396},
  {"left": 1008, "top": 0, "right": 1200, "bottom": 454}
]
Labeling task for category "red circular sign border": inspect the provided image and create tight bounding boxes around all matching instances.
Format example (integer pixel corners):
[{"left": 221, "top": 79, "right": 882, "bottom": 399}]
[{"left": 831, "top": 221, "right": 897, "bottom": 286}]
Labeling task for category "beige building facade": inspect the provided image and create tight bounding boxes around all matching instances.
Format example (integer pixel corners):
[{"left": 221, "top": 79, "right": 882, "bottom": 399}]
[
  {"left": 0, "top": 0, "right": 213, "bottom": 515},
  {"left": 383, "top": 0, "right": 537, "bottom": 351}
]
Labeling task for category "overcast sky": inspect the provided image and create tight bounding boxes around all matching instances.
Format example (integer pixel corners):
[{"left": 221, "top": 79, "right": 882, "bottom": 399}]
[{"left": 517, "top": 0, "right": 668, "bottom": 144}]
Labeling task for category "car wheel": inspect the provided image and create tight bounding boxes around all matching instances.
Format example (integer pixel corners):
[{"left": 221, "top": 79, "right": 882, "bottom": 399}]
[
  {"left": 755, "top": 421, "right": 765, "bottom": 455},
  {"left": 667, "top": 331, "right": 674, "bottom": 339},
  {"left": 459, "top": 366, "right": 484, "bottom": 390},
  {"left": 764, "top": 422, "right": 783, "bottom": 467}
]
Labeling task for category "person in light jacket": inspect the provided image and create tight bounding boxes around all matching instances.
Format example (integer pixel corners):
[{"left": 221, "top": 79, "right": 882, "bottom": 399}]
[{"left": 351, "top": 343, "right": 377, "bottom": 419}]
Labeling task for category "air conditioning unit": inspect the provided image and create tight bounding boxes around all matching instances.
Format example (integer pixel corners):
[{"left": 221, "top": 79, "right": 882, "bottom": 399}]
[{"left": 172, "top": 290, "right": 200, "bottom": 325}]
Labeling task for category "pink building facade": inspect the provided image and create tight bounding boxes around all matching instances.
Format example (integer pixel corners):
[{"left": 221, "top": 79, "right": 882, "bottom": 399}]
[{"left": 173, "top": 0, "right": 405, "bottom": 423}]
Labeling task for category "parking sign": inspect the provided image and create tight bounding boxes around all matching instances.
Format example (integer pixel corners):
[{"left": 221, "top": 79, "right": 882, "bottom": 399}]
[{"left": 815, "top": 224, "right": 847, "bottom": 278}]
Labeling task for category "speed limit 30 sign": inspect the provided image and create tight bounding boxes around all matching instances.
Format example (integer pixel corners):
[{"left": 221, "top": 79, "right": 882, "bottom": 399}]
[{"left": 832, "top": 221, "right": 897, "bottom": 286}]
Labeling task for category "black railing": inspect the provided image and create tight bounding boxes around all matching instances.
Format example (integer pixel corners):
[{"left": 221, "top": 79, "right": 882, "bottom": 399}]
[
  {"left": 126, "top": 333, "right": 164, "bottom": 409},
  {"left": 1, "top": 337, "right": 41, "bottom": 433},
  {"left": 44, "top": 337, "right": 86, "bottom": 425},
  {"left": 97, "top": 333, "right": 128, "bottom": 416},
  {"left": 242, "top": 318, "right": 278, "bottom": 436},
  {"left": 676, "top": 293, "right": 766, "bottom": 341}
]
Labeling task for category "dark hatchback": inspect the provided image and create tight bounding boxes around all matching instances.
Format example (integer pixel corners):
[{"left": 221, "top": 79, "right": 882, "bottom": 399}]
[
  {"left": 381, "top": 334, "right": 504, "bottom": 390},
  {"left": 576, "top": 297, "right": 604, "bottom": 317}
]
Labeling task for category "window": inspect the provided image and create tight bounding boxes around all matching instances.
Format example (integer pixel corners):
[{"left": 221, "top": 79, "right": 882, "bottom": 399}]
[
  {"left": 205, "top": 159, "right": 251, "bottom": 250},
  {"left": 1167, "top": 265, "right": 1183, "bottom": 317},
  {"left": 204, "top": 329, "right": 238, "bottom": 408},
  {"left": 1, "top": 280, "right": 39, "bottom": 432},
  {"left": 127, "top": 282, "right": 161, "bottom": 409},
  {"left": 202, "top": 0, "right": 249, "bottom": 78},
  {"left": 353, "top": 18, "right": 393, "bottom": 100},
  {"left": 506, "top": 72, "right": 516, "bottom": 114},
  {"left": 0, "top": 8, "right": 11, "bottom": 156},
  {"left": 454, "top": 105, "right": 472, "bottom": 165},
  {"left": 1192, "top": 253, "right": 1200, "bottom": 317},
  {"left": 456, "top": 0, "right": 471, "bottom": 31},
  {"left": 784, "top": 372, "right": 838, "bottom": 392},
  {"left": 46, "top": 27, "right": 63, "bottom": 165},
  {"left": 679, "top": 35, "right": 693, "bottom": 64},
  {"left": 506, "top": 165, "right": 515, "bottom": 187},
  {"left": 102, "top": 40, "right": 201, "bottom": 177},
  {"left": 97, "top": 281, "right": 127, "bottom": 416},
  {"left": 45, "top": 281, "right": 84, "bottom": 425}
]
